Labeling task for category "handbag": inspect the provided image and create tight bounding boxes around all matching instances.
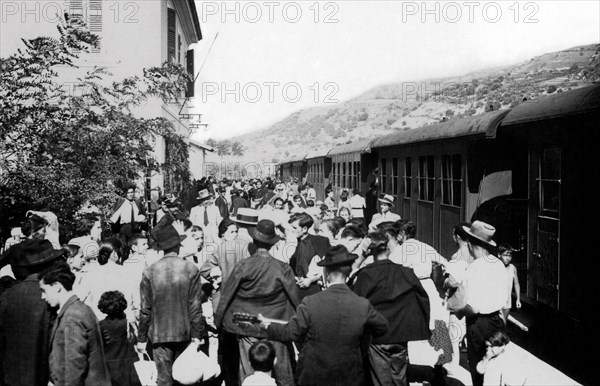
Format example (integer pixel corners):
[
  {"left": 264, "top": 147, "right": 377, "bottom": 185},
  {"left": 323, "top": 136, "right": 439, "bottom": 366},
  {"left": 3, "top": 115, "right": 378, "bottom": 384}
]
[
  {"left": 172, "top": 340, "right": 221, "bottom": 385},
  {"left": 133, "top": 353, "right": 157, "bottom": 386},
  {"left": 445, "top": 281, "right": 476, "bottom": 319}
]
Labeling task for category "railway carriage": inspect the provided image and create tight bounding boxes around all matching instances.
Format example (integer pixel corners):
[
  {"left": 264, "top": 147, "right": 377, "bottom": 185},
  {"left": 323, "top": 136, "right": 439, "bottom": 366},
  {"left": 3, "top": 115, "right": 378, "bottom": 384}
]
[
  {"left": 275, "top": 85, "right": 599, "bottom": 382},
  {"left": 278, "top": 154, "right": 307, "bottom": 183},
  {"left": 369, "top": 85, "right": 600, "bottom": 329},
  {"left": 327, "top": 138, "right": 378, "bottom": 201},
  {"left": 305, "top": 150, "right": 332, "bottom": 201},
  {"left": 369, "top": 110, "right": 510, "bottom": 257}
]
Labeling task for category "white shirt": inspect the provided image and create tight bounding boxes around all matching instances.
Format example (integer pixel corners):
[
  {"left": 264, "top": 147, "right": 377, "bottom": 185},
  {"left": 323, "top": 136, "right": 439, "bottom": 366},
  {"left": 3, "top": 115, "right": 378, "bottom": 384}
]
[
  {"left": 465, "top": 255, "right": 508, "bottom": 314},
  {"left": 390, "top": 239, "right": 444, "bottom": 278},
  {"left": 110, "top": 199, "right": 139, "bottom": 224},
  {"left": 368, "top": 211, "right": 401, "bottom": 231},
  {"left": 190, "top": 204, "right": 223, "bottom": 243},
  {"left": 348, "top": 195, "right": 366, "bottom": 218},
  {"left": 242, "top": 371, "right": 276, "bottom": 386}
]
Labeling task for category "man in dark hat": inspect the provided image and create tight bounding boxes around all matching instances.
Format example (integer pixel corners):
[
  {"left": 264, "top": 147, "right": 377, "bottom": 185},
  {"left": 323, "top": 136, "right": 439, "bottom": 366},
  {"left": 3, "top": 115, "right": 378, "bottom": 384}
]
[
  {"left": 215, "top": 186, "right": 230, "bottom": 220},
  {"left": 0, "top": 239, "right": 65, "bottom": 386},
  {"left": 137, "top": 225, "right": 206, "bottom": 386},
  {"left": 0, "top": 214, "right": 49, "bottom": 280},
  {"left": 215, "top": 219, "right": 299, "bottom": 386},
  {"left": 461, "top": 221, "right": 508, "bottom": 386},
  {"left": 261, "top": 245, "right": 389, "bottom": 386},
  {"left": 353, "top": 231, "right": 431, "bottom": 386}
]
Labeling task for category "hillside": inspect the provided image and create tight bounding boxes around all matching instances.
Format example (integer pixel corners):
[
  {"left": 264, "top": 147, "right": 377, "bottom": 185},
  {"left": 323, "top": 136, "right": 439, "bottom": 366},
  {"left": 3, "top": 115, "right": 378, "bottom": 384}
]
[{"left": 206, "top": 43, "right": 599, "bottom": 168}]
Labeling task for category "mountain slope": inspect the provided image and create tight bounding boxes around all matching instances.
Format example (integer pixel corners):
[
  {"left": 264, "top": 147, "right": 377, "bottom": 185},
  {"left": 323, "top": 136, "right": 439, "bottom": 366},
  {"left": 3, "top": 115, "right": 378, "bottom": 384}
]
[{"left": 206, "top": 43, "right": 599, "bottom": 167}]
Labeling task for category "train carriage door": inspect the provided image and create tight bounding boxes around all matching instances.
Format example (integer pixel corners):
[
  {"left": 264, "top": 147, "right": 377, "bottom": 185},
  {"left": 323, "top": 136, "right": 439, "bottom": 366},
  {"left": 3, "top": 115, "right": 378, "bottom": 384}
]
[{"left": 531, "top": 145, "right": 561, "bottom": 309}]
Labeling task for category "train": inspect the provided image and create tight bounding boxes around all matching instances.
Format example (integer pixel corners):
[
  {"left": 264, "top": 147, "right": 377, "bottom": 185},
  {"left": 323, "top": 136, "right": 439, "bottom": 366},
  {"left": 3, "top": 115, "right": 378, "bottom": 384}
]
[{"left": 277, "top": 84, "right": 600, "bottom": 338}]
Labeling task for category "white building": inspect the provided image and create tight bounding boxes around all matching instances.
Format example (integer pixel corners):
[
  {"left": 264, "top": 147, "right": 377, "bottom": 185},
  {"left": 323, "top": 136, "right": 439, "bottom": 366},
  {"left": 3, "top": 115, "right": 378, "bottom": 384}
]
[{"left": 0, "top": 0, "right": 212, "bottom": 196}]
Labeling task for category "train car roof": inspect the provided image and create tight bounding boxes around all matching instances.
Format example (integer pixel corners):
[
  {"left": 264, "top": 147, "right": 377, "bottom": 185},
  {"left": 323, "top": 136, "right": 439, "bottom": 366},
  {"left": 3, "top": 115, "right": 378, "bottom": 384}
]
[
  {"left": 305, "top": 148, "right": 331, "bottom": 160},
  {"left": 327, "top": 138, "right": 374, "bottom": 156},
  {"left": 501, "top": 84, "right": 600, "bottom": 126},
  {"left": 280, "top": 153, "right": 308, "bottom": 164},
  {"left": 370, "top": 109, "right": 510, "bottom": 149}
]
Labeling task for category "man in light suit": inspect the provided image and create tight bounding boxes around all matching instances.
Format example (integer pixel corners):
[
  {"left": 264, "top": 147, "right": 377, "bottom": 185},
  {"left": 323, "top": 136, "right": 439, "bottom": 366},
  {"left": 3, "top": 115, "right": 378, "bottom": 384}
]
[
  {"left": 262, "top": 245, "right": 389, "bottom": 386},
  {"left": 190, "top": 189, "right": 223, "bottom": 243},
  {"left": 368, "top": 194, "right": 401, "bottom": 231}
]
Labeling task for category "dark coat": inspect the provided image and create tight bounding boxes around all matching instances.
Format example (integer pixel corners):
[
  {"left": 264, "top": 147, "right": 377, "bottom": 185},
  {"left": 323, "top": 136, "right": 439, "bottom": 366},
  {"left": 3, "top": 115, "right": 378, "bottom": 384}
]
[
  {"left": 230, "top": 196, "right": 249, "bottom": 216},
  {"left": 215, "top": 195, "right": 229, "bottom": 219},
  {"left": 0, "top": 240, "right": 31, "bottom": 280},
  {"left": 0, "top": 274, "right": 53, "bottom": 386},
  {"left": 353, "top": 259, "right": 431, "bottom": 344},
  {"left": 215, "top": 248, "right": 299, "bottom": 338},
  {"left": 267, "top": 284, "right": 389, "bottom": 386},
  {"left": 99, "top": 317, "right": 141, "bottom": 386},
  {"left": 49, "top": 295, "right": 111, "bottom": 386},
  {"left": 138, "top": 252, "right": 205, "bottom": 344},
  {"left": 290, "top": 234, "right": 331, "bottom": 299}
]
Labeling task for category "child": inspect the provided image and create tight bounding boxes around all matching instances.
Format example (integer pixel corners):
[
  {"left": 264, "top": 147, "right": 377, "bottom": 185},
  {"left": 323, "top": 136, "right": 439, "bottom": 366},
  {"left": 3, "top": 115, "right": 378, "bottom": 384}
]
[
  {"left": 476, "top": 330, "right": 510, "bottom": 376},
  {"left": 242, "top": 340, "right": 277, "bottom": 386},
  {"left": 498, "top": 243, "right": 521, "bottom": 324},
  {"left": 98, "top": 291, "right": 141, "bottom": 386}
]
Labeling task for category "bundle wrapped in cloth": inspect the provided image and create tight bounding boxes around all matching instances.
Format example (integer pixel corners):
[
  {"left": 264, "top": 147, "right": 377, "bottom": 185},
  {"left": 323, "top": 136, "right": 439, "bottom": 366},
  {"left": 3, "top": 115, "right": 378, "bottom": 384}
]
[{"left": 173, "top": 340, "right": 221, "bottom": 385}]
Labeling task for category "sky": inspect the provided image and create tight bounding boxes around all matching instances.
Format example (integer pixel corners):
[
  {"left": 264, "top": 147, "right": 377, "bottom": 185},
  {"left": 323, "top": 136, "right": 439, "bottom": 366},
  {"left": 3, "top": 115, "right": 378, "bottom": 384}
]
[{"left": 190, "top": 0, "right": 600, "bottom": 141}]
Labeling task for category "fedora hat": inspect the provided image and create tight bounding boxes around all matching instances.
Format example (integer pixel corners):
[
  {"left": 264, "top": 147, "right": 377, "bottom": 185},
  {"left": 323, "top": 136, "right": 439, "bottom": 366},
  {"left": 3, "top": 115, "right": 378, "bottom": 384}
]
[
  {"left": 378, "top": 194, "right": 395, "bottom": 207},
  {"left": 462, "top": 220, "right": 496, "bottom": 247},
  {"left": 16, "top": 239, "right": 65, "bottom": 267},
  {"left": 196, "top": 189, "right": 213, "bottom": 203},
  {"left": 149, "top": 225, "right": 186, "bottom": 251},
  {"left": 249, "top": 219, "right": 280, "bottom": 245},
  {"left": 231, "top": 208, "right": 259, "bottom": 225},
  {"left": 317, "top": 245, "right": 358, "bottom": 267}
]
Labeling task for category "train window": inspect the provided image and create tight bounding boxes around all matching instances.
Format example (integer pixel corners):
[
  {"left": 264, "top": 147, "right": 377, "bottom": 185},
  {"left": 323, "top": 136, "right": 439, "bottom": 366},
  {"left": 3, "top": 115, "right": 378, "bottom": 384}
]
[
  {"left": 404, "top": 158, "right": 412, "bottom": 198},
  {"left": 354, "top": 161, "right": 360, "bottom": 189},
  {"left": 418, "top": 156, "right": 435, "bottom": 202},
  {"left": 441, "top": 154, "right": 462, "bottom": 207},
  {"left": 337, "top": 163, "right": 341, "bottom": 186},
  {"left": 381, "top": 159, "right": 387, "bottom": 194},
  {"left": 392, "top": 158, "right": 399, "bottom": 195},
  {"left": 540, "top": 146, "right": 561, "bottom": 213},
  {"left": 342, "top": 162, "right": 346, "bottom": 188}
]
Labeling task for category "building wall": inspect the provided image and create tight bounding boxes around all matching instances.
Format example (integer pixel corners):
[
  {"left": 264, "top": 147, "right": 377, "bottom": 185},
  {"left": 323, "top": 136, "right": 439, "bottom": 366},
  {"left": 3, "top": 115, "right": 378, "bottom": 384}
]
[{"left": 189, "top": 145, "right": 207, "bottom": 180}]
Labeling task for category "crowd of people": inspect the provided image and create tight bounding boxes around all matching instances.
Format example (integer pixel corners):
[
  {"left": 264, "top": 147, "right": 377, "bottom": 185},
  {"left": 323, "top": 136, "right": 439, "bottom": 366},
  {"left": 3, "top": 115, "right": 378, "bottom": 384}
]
[{"left": 0, "top": 175, "right": 523, "bottom": 386}]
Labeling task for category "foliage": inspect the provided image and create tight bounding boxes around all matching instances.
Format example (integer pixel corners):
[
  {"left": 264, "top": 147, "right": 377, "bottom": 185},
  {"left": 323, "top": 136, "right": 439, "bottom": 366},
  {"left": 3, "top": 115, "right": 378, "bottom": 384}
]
[
  {"left": 0, "top": 17, "right": 192, "bottom": 242},
  {"left": 206, "top": 138, "right": 245, "bottom": 157}
]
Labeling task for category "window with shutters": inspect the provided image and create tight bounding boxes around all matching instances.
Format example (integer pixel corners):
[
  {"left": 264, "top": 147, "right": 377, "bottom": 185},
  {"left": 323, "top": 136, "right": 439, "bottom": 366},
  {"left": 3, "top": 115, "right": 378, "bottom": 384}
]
[
  {"left": 88, "top": 0, "right": 102, "bottom": 53},
  {"left": 168, "top": 8, "right": 176, "bottom": 62},
  {"left": 418, "top": 156, "right": 435, "bottom": 202},
  {"left": 177, "top": 34, "right": 181, "bottom": 62},
  {"left": 69, "top": 0, "right": 103, "bottom": 53},
  {"left": 186, "top": 49, "right": 195, "bottom": 97}
]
